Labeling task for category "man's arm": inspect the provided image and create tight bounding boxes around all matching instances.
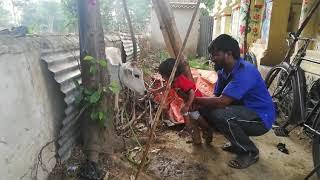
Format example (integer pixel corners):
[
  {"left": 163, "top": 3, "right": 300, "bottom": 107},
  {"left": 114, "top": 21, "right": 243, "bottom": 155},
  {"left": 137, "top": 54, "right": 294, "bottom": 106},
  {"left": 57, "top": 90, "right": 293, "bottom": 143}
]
[{"left": 194, "top": 95, "right": 234, "bottom": 108}]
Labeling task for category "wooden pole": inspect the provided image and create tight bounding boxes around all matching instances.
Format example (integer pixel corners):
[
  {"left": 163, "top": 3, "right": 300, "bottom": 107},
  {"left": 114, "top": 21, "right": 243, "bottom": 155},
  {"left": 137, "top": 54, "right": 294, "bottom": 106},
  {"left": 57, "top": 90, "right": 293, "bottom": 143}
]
[
  {"left": 152, "top": 0, "right": 194, "bottom": 81},
  {"left": 134, "top": 1, "right": 201, "bottom": 179}
]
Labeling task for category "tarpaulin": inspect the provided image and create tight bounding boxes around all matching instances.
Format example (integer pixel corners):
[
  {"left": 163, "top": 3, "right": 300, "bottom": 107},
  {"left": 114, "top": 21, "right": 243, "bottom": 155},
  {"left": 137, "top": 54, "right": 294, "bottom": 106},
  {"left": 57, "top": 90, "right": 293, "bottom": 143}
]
[{"left": 151, "top": 68, "right": 217, "bottom": 125}]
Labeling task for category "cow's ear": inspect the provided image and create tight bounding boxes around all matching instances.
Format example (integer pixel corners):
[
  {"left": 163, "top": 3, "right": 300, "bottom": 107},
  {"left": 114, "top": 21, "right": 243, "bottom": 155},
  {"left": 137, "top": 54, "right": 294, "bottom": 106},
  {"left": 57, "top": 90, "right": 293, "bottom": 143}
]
[{"left": 124, "top": 68, "right": 132, "bottom": 76}]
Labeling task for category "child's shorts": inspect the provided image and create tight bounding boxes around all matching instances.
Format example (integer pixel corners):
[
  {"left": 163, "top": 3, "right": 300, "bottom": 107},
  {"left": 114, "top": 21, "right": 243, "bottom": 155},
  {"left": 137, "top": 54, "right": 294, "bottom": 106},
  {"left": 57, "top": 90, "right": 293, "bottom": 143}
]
[{"left": 182, "top": 111, "right": 201, "bottom": 120}]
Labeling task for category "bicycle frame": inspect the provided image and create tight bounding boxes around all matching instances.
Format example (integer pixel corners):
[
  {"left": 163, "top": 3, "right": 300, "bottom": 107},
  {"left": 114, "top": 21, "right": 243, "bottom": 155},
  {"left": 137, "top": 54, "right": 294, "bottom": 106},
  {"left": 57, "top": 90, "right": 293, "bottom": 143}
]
[
  {"left": 271, "top": 38, "right": 311, "bottom": 101},
  {"left": 272, "top": 38, "right": 320, "bottom": 130},
  {"left": 304, "top": 100, "right": 320, "bottom": 135},
  {"left": 282, "top": 0, "right": 320, "bottom": 64}
]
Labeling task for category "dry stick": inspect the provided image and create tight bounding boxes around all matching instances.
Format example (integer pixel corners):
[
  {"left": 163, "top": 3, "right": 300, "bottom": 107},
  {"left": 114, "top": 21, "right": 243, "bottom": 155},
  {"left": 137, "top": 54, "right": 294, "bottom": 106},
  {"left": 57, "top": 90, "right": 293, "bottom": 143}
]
[
  {"left": 121, "top": 106, "right": 148, "bottom": 131},
  {"left": 148, "top": 100, "right": 153, "bottom": 127},
  {"left": 134, "top": 1, "right": 201, "bottom": 179}
]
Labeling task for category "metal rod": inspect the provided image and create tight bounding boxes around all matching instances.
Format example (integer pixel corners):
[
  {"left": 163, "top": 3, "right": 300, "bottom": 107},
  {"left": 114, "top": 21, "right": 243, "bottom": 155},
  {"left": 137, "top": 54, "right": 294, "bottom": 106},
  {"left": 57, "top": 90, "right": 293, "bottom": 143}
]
[
  {"left": 303, "top": 124, "right": 320, "bottom": 136},
  {"left": 305, "top": 162, "right": 320, "bottom": 179}
]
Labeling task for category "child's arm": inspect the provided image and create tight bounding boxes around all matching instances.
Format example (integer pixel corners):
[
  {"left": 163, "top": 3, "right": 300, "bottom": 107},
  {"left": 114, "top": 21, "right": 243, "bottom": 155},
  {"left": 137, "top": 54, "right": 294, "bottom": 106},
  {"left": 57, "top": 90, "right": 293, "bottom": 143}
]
[{"left": 181, "top": 89, "right": 195, "bottom": 113}]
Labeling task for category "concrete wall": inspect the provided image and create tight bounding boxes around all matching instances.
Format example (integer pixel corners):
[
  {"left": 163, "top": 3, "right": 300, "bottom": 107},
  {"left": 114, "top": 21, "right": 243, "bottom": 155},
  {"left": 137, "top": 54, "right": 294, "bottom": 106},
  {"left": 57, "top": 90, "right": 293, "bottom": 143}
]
[
  {"left": 150, "top": 7, "right": 200, "bottom": 56},
  {"left": 0, "top": 35, "right": 66, "bottom": 180}
]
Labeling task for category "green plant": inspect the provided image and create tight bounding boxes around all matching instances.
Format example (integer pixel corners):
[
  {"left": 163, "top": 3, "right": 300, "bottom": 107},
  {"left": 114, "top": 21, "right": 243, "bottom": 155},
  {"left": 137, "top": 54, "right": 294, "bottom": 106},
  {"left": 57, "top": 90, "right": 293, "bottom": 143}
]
[
  {"left": 159, "top": 51, "right": 170, "bottom": 61},
  {"left": 74, "top": 55, "right": 120, "bottom": 125},
  {"left": 188, "top": 56, "right": 211, "bottom": 70}
]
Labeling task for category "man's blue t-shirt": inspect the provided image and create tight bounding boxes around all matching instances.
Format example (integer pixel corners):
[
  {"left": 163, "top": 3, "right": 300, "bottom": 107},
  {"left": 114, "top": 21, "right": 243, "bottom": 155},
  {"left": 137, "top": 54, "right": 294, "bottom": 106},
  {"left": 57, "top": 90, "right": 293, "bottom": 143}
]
[{"left": 214, "top": 58, "right": 275, "bottom": 129}]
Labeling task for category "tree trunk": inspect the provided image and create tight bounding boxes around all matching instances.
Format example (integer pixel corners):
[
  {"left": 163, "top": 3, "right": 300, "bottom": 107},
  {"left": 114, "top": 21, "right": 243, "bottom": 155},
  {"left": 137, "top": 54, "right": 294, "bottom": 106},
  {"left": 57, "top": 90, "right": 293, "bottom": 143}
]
[
  {"left": 77, "top": 0, "right": 124, "bottom": 162},
  {"left": 152, "top": 0, "right": 194, "bottom": 81}
]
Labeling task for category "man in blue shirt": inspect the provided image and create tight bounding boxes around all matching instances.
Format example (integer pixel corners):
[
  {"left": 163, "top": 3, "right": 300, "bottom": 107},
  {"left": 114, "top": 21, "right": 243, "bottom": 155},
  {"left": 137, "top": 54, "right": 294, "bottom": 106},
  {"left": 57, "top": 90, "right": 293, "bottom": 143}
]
[{"left": 195, "top": 34, "right": 275, "bottom": 169}]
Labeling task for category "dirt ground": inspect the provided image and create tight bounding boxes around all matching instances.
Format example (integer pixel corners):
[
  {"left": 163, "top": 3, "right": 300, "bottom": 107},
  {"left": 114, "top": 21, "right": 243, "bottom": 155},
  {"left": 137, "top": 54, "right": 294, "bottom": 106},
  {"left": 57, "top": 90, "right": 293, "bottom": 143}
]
[
  {"left": 49, "top": 126, "right": 318, "bottom": 180},
  {"left": 144, "top": 129, "right": 316, "bottom": 180}
]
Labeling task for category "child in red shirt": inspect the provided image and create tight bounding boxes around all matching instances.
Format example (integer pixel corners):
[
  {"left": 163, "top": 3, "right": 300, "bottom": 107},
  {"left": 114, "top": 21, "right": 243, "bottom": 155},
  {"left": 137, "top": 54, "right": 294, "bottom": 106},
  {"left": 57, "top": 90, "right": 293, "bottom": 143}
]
[{"left": 150, "top": 58, "right": 212, "bottom": 145}]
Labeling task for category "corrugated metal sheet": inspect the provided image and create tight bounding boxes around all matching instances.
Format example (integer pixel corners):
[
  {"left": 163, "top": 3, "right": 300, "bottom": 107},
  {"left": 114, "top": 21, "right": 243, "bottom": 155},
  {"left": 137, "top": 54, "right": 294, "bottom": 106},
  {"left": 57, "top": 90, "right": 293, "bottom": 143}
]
[
  {"left": 40, "top": 33, "right": 140, "bottom": 161},
  {"left": 41, "top": 36, "right": 81, "bottom": 161},
  {"left": 169, "top": 0, "right": 197, "bottom": 8},
  {"left": 105, "top": 33, "right": 141, "bottom": 62},
  {"left": 119, "top": 33, "right": 141, "bottom": 62},
  {"left": 197, "top": 16, "right": 213, "bottom": 57}
]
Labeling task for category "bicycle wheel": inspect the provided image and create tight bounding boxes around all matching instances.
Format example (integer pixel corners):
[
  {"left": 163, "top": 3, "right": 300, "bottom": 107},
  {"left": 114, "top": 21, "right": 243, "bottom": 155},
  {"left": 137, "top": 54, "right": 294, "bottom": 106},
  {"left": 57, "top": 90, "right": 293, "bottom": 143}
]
[
  {"left": 308, "top": 79, "right": 320, "bottom": 127},
  {"left": 265, "top": 62, "right": 300, "bottom": 126},
  {"left": 312, "top": 110, "right": 320, "bottom": 178}
]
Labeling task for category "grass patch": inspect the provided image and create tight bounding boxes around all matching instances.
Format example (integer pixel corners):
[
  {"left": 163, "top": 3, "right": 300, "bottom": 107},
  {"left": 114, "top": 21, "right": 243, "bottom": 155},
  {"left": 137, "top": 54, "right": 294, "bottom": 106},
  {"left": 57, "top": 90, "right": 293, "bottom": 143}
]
[
  {"left": 188, "top": 56, "right": 211, "bottom": 70},
  {"left": 157, "top": 52, "right": 211, "bottom": 70},
  {"left": 159, "top": 51, "right": 170, "bottom": 61}
]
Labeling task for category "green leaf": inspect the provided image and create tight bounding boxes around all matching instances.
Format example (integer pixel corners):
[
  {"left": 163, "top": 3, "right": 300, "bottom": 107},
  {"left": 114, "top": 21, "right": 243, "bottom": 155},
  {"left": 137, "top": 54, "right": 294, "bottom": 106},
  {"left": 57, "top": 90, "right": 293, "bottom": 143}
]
[
  {"left": 102, "top": 86, "right": 108, "bottom": 93},
  {"left": 84, "top": 55, "right": 94, "bottom": 61},
  {"left": 84, "top": 88, "right": 93, "bottom": 95},
  {"left": 89, "top": 90, "right": 101, "bottom": 104},
  {"left": 90, "top": 66, "right": 97, "bottom": 74},
  {"left": 98, "top": 60, "right": 107, "bottom": 68},
  {"left": 109, "top": 81, "right": 121, "bottom": 94},
  {"left": 90, "top": 111, "right": 98, "bottom": 121},
  {"left": 84, "top": 96, "right": 90, "bottom": 102},
  {"left": 98, "top": 111, "right": 105, "bottom": 121}
]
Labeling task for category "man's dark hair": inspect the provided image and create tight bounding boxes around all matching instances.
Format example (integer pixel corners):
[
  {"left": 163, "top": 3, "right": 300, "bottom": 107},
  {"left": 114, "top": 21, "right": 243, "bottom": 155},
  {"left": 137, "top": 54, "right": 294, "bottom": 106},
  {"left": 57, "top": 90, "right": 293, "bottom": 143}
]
[
  {"left": 208, "top": 34, "right": 240, "bottom": 59},
  {"left": 158, "top": 58, "right": 183, "bottom": 78}
]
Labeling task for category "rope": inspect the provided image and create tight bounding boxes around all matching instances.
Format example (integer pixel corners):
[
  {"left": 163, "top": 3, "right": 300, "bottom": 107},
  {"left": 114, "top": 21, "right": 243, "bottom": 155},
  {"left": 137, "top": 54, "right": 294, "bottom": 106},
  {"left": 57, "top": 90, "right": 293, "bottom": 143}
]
[{"left": 134, "top": 0, "right": 202, "bottom": 179}]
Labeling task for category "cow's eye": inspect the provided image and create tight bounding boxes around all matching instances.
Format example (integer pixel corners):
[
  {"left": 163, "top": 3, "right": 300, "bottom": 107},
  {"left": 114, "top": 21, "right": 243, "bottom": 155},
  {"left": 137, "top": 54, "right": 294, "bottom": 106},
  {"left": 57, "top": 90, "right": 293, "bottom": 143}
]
[{"left": 134, "top": 74, "right": 140, "bottom": 78}]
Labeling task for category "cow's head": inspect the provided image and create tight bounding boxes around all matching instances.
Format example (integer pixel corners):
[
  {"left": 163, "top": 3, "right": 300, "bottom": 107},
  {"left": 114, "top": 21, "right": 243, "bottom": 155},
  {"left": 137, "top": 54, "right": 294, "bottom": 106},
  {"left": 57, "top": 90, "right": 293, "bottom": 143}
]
[
  {"left": 119, "top": 61, "right": 147, "bottom": 96},
  {"left": 105, "top": 46, "right": 146, "bottom": 96}
]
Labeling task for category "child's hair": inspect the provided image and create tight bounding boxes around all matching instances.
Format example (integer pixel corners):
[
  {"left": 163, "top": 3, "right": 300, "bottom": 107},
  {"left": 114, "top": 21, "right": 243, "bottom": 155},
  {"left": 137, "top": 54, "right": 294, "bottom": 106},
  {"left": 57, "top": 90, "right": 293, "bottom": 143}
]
[{"left": 158, "top": 58, "right": 184, "bottom": 78}]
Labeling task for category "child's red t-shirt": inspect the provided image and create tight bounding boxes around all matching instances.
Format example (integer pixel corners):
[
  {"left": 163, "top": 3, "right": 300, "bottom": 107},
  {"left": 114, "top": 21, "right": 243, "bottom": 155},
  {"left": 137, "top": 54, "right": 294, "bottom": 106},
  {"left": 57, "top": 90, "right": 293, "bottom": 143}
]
[{"left": 172, "top": 74, "right": 203, "bottom": 97}]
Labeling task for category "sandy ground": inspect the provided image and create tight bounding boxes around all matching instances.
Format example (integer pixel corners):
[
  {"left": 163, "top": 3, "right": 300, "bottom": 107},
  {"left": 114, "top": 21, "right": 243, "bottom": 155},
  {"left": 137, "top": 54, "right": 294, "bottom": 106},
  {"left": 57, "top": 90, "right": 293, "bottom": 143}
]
[{"left": 143, "top": 129, "right": 317, "bottom": 180}]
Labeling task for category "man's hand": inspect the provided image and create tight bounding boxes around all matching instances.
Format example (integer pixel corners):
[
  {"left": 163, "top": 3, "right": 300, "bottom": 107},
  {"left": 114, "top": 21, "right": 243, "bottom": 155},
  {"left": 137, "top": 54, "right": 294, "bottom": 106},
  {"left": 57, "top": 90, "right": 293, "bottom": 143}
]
[{"left": 181, "top": 105, "right": 190, "bottom": 114}]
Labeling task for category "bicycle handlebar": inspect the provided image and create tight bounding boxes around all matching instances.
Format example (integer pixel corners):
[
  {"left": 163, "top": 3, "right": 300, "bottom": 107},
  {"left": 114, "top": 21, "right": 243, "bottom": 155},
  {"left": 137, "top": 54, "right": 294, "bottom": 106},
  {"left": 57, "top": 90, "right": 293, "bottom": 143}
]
[{"left": 286, "top": 33, "right": 318, "bottom": 42}]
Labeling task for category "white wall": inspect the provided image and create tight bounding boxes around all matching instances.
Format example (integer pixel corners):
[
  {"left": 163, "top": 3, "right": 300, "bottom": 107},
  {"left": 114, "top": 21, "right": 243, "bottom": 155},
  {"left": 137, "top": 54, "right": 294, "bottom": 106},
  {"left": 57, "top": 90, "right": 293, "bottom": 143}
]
[
  {"left": 0, "top": 36, "right": 66, "bottom": 180},
  {"left": 150, "top": 7, "right": 200, "bottom": 56}
]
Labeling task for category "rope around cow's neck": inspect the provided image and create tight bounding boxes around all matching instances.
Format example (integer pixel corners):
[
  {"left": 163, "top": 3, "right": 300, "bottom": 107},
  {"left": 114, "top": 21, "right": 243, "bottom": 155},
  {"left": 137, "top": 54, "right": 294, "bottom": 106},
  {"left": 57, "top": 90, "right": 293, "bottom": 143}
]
[{"left": 134, "top": 0, "right": 202, "bottom": 179}]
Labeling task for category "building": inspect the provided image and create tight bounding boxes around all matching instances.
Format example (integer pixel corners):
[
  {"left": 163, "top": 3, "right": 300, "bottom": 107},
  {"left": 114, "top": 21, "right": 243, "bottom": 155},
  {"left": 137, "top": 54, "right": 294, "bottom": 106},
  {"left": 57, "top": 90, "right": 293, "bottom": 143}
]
[
  {"left": 150, "top": 0, "right": 201, "bottom": 56},
  {"left": 213, "top": 0, "right": 320, "bottom": 86}
]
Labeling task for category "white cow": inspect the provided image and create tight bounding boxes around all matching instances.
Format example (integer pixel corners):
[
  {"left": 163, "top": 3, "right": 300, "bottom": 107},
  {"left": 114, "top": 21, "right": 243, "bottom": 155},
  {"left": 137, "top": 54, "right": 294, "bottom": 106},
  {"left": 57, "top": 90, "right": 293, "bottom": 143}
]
[{"left": 105, "top": 47, "right": 147, "bottom": 110}]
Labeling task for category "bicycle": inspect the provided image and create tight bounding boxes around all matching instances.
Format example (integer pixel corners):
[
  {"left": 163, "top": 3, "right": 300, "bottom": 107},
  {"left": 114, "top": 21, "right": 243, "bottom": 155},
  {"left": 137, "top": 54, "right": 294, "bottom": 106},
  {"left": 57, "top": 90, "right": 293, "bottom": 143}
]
[
  {"left": 265, "top": 35, "right": 320, "bottom": 180},
  {"left": 263, "top": 0, "right": 320, "bottom": 178}
]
